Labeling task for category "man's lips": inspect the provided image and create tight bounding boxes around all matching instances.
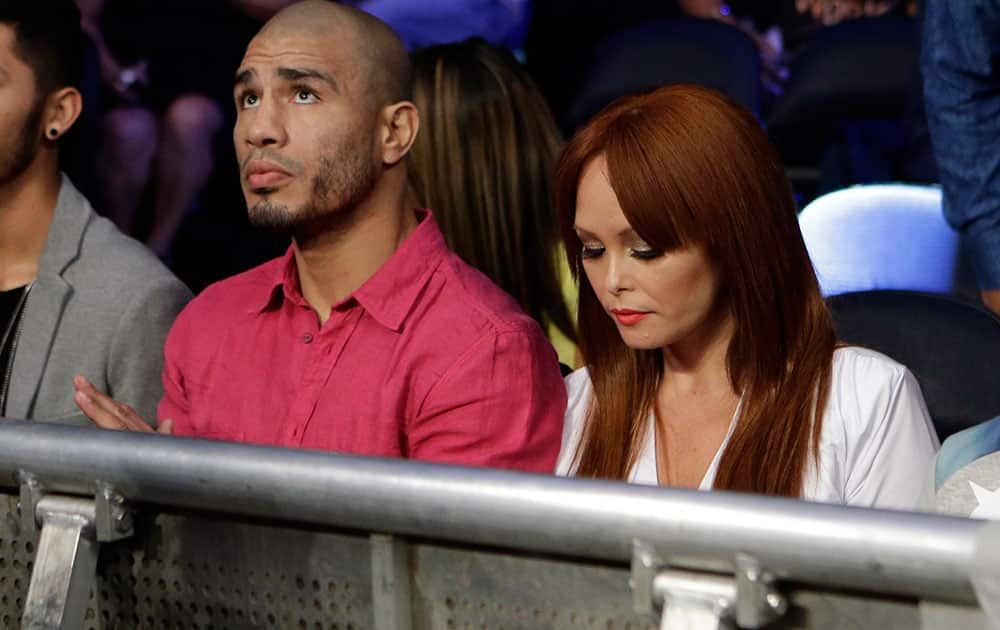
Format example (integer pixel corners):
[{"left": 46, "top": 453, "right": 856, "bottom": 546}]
[
  {"left": 245, "top": 161, "right": 293, "bottom": 189},
  {"left": 611, "top": 309, "right": 650, "bottom": 326}
]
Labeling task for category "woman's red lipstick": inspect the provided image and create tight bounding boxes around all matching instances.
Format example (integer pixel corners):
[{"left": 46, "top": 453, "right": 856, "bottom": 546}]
[{"left": 611, "top": 309, "right": 650, "bottom": 326}]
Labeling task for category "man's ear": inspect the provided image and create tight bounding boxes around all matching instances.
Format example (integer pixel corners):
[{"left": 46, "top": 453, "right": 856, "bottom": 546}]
[
  {"left": 379, "top": 101, "right": 419, "bottom": 166},
  {"left": 42, "top": 87, "right": 83, "bottom": 141}
]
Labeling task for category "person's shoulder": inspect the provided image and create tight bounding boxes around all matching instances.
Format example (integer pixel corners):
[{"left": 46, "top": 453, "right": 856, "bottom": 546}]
[
  {"left": 818, "top": 346, "right": 938, "bottom": 509},
  {"left": 826, "top": 345, "right": 925, "bottom": 436},
  {"left": 564, "top": 366, "right": 593, "bottom": 421},
  {"left": 565, "top": 366, "right": 593, "bottom": 400},
  {"left": 831, "top": 345, "right": 910, "bottom": 387},
  {"left": 182, "top": 257, "right": 285, "bottom": 320},
  {"left": 936, "top": 448, "right": 1000, "bottom": 518},
  {"left": 75, "top": 212, "right": 187, "bottom": 295},
  {"left": 556, "top": 367, "right": 592, "bottom": 476},
  {"left": 164, "top": 257, "right": 285, "bottom": 359},
  {"left": 426, "top": 251, "right": 543, "bottom": 337},
  {"left": 936, "top": 416, "right": 1000, "bottom": 491}
]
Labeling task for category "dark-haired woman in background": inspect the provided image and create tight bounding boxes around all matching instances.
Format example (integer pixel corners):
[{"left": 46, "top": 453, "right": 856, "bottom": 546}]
[
  {"left": 410, "top": 39, "right": 578, "bottom": 368},
  {"left": 554, "top": 85, "right": 937, "bottom": 508}
]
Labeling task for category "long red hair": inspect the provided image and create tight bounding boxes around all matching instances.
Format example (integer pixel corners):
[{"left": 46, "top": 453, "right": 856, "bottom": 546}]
[{"left": 554, "top": 85, "right": 836, "bottom": 497}]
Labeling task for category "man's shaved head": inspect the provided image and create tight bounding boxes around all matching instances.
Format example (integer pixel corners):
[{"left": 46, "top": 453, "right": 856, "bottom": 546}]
[
  {"left": 256, "top": 0, "right": 412, "bottom": 107},
  {"left": 234, "top": 0, "right": 421, "bottom": 240}
]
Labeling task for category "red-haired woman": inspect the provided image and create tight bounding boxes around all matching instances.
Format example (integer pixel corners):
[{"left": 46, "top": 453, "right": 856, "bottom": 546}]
[{"left": 554, "top": 85, "right": 938, "bottom": 508}]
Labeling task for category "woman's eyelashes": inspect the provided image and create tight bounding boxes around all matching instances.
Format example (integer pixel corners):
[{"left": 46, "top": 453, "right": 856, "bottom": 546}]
[
  {"left": 581, "top": 244, "right": 605, "bottom": 259},
  {"left": 630, "top": 247, "right": 664, "bottom": 260},
  {"left": 580, "top": 243, "right": 664, "bottom": 260}
]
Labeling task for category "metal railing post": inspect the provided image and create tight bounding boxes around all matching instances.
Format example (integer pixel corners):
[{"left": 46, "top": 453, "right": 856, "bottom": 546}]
[
  {"left": 17, "top": 472, "right": 135, "bottom": 630},
  {"left": 371, "top": 533, "right": 414, "bottom": 630},
  {"left": 21, "top": 497, "right": 98, "bottom": 630}
]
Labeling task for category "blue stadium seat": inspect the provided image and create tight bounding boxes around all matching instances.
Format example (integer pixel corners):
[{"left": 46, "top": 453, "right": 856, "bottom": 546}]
[{"left": 800, "top": 184, "right": 957, "bottom": 296}]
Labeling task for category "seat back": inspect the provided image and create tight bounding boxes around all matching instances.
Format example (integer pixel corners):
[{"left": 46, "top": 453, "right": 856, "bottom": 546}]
[
  {"left": 563, "top": 18, "right": 762, "bottom": 131},
  {"left": 828, "top": 290, "right": 1000, "bottom": 440},
  {"left": 766, "top": 16, "right": 919, "bottom": 194},
  {"left": 767, "top": 16, "right": 918, "bottom": 130},
  {"left": 799, "top": 184, "right": 957, "bottom": 296}
]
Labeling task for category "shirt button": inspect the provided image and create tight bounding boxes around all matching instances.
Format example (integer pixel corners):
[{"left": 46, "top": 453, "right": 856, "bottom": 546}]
[{"left": 301, "top": 332, "right": 314, "bottom": 344}]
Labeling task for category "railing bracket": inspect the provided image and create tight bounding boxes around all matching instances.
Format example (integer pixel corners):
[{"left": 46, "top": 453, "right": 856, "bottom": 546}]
[
  {"left": 95, "top": 481, "right": 133, "bottom": 542},
  {"left": 15, "top": 475, "right": 135, "bottom": 628},
  {"left": 630, "top": 541, "right": 787, "bottom": 629}
]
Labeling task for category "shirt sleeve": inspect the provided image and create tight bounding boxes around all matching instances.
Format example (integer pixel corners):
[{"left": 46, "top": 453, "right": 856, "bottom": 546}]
[
  {"left": 408, "top": 328, "right": 566, "bottom": 473},
  {"left": 922, "top": 0, "right": 1000, "bottom": 288},
  {"left": 843, "top": 366, "right": 941, "bottom": 510},
  {"left": 157, "top": 302, "right": 196, "bottom": 435},
  {"left": 107, "top": 275, "right": 191, "bottom": 427}
]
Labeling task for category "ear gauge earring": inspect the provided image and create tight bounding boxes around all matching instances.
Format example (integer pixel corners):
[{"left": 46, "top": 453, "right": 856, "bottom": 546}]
[{"left": 47, "top": 128, "right": 59, "bottom": 139}]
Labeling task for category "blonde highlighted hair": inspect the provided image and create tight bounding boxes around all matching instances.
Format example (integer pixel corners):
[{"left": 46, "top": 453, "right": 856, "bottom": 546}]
[{"left": 410, "top": 39, "right": 576, "bottom": 345}]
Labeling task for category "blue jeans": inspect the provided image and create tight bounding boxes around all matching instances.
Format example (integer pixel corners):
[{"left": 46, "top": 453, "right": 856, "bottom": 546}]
[{"left": 922, "top": 0, "right": 1000, "bottom": 289}]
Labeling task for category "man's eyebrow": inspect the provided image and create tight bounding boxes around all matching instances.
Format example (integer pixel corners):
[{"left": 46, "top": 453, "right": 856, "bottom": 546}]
[
  {"left": 276, "top": 67, "right": 339, "bottom": 92},
  {"left": 234, "top": 68, "right": 256, "bottom": 88}
]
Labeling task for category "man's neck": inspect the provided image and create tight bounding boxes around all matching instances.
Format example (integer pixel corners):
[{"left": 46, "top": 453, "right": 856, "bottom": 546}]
[
  {"left": 0, "top": 159, "right": 61, "bottom": 291},
  {"left": 293, "top": 184, "right": 418, "bottom": 325}
]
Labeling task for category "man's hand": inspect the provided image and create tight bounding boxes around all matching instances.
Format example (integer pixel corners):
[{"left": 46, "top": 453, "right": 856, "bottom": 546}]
[{"left": 73, "top": 375, "right": 173, "bottom": 434}]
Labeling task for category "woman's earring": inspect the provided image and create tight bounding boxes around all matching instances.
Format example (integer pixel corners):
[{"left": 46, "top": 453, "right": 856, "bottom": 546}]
[{"left": 47, "top": 128, "right": 59, "bottom": 139}]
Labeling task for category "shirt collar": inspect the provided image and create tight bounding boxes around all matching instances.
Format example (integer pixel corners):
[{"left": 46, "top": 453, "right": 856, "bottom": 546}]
[
  {"left": 253, "top": 246, "right": 302, "bottom": 314},
  {"left": 353, "top": 209, "right": 446, "bottom": 331},
  {"left": 255, "top": 210, "right": 447, "bottom": 332}
]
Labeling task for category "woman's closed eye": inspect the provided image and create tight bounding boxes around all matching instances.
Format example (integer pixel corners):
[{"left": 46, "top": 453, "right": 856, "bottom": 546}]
[
  {"left": 580, "top": 244, "right": 663, "bottom": 260},
  {"left": 630, "top": 247, "right": 664, "bottom": 260},
  {"left": 581, "top": 244, "right": 605, "bottom": 259}
]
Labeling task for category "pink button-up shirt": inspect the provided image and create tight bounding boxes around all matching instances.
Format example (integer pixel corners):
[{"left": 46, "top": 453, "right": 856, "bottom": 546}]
[{"left": 159, "top": 211, "right": 565, "bottom": 472}]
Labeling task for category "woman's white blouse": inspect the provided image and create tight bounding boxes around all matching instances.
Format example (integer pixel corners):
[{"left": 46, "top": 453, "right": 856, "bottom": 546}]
[{"left": 557, "top": 346, "right": 940, "bottom": 510}]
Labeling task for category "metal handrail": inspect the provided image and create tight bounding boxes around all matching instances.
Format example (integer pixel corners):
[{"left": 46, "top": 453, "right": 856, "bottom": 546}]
[{"left": 0, "top": 421, "right": 982, "bottom": 604}]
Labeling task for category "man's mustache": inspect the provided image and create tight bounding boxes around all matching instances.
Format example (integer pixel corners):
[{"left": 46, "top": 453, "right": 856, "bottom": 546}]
[{"left": 240, "top": 150, "right": 305, "bottom": 176}]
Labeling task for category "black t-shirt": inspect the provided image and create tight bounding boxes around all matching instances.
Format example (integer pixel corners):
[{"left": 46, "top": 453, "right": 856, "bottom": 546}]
[{"left": 0, "top": 285, "right": 29, "bottom": 414}]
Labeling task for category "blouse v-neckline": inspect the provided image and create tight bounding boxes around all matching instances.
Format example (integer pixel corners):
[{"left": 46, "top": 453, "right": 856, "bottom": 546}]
[{"left": 632, "top": 397, "right": 744, "bottom": 489}]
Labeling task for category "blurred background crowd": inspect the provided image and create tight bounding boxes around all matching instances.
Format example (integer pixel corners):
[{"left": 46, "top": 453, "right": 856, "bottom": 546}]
[{"left": 61, "top": 0, "right": 934, "bottom": 296}]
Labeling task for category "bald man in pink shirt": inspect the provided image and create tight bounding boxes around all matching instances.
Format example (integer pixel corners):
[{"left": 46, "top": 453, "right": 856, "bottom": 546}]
[{"left": 74, "top": 1, "right": 565, "bottom": 472}]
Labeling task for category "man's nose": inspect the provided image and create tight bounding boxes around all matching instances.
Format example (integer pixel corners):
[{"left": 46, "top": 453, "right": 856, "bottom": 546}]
[{"left": 243, "top": 98, "right": 288, "bottom": 147}]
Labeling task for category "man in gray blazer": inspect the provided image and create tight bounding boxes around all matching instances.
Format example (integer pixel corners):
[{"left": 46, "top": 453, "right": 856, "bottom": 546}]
[{"left": 0, "top": 0, "right": 191, "bottom": 425}]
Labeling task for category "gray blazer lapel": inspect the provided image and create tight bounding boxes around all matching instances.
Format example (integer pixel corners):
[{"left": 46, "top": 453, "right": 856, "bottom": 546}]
[{"left": 6, "top": 176, "right": 89, "bottom": 419}]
